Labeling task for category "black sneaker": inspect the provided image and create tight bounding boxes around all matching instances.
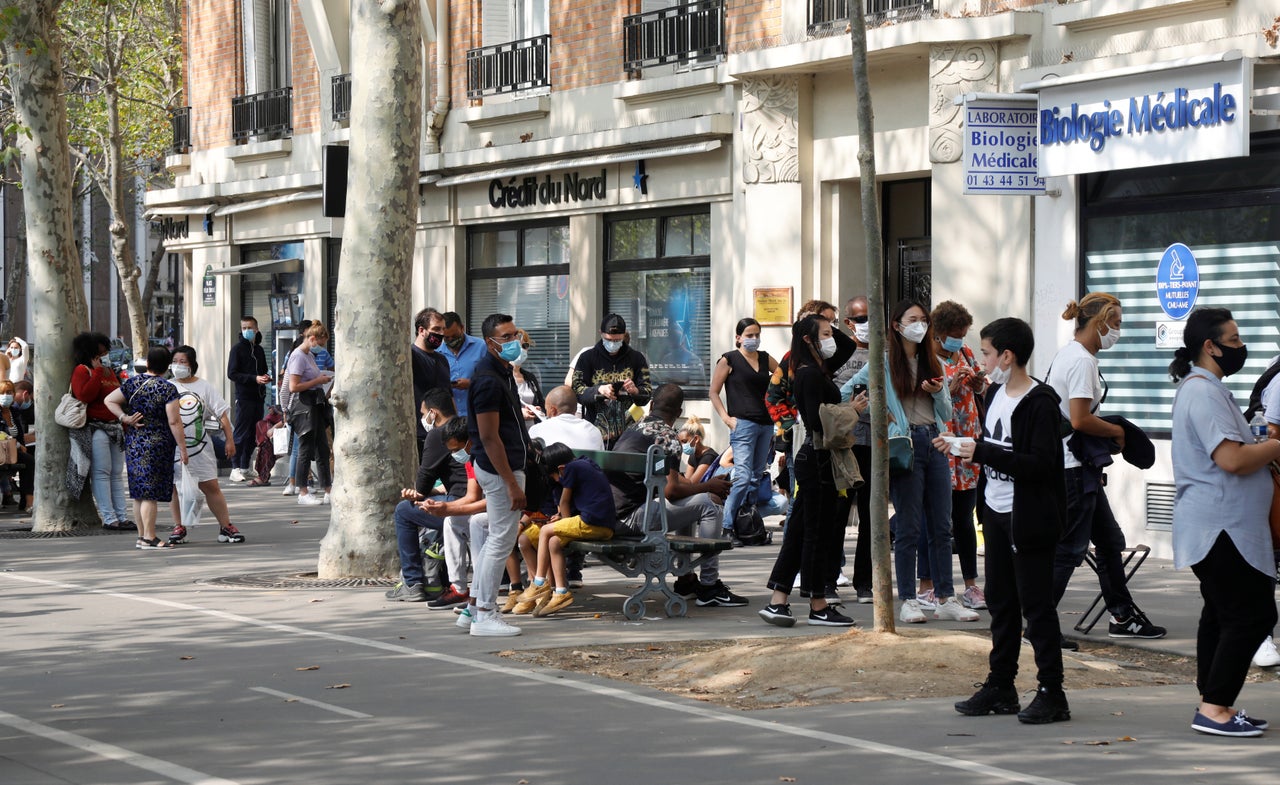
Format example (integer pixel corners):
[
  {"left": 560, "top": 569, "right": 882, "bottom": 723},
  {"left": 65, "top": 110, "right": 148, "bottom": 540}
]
[
  {"left": 855, "top": 587, "right": 873, "bottom": 604},
  {"left": 1109, "top": 608, "right": 1167, "bottom": 639},
  {"left": 758, "top": 603, "right": 796, "bottom": 627},
  {"left": 1060, "top": 635, "right": 1080, "bottom": 651},
  {"left": 672, "top": 573, "right": 698, "bottom": 599},
  {"left": 955, "top": 681, "right": 1020, "bottom": 716},
  {"left": 695, "top": 580, "right": 749, "bottom": 607},
  {"left": 808, "top": 606, "right": 856, "bottom": 627},
  {"left": 1017, "top": 685, "right": 1071, "bottom": 724},
  {"left": 426, "top": 586, "right": 470, "bottom": 609},
  {"left": 824, "top": 587, "right": 842, "bottom": 606},
  {"left": 384, "top": 582, "right": 428, "bottom": 602}
]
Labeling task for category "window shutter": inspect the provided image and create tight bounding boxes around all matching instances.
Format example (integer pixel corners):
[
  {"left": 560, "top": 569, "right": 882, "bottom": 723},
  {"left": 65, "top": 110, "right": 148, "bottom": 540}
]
[
  {"left": 642, "top": 0, "right": 671, "bottom": 11},
  {"left": 519, "top": 0, "right": 549, "bottom": 38},
  {"left": 482, "top": 0, "right": 512, "bottom": 46}
]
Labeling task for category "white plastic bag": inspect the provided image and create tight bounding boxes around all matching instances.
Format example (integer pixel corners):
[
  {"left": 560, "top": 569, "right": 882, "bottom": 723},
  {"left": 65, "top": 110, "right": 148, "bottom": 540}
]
[
  {"left": 272, "top": 424, "right": 291, "bottom": 457},
  {"left": 178, "top": 465, "right": 205, "bottom": 529}
]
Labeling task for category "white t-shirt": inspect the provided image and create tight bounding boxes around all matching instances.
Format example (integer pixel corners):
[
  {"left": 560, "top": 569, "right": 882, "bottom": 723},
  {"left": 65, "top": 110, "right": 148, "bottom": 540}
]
[
  {"left": 1261, "top": 355, "right": 1280, "bottom": 425},
  {"left": 170, "top": 377, "right": 230, "bottom": 459},
  {"left": 982, "top": 385, "right": 1024, "bottom": 514},
  {"left": 1046, "top": 340, "right": 1101, "bottom": 470},
  {"left": 529, "top": 414, "right": 605, "bottom": 453}
]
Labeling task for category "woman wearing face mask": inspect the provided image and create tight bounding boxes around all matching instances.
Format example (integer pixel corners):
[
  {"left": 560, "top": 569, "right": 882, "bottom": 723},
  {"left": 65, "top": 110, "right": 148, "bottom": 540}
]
[
  {"left": 915, "top": 300, "right": 988, "bottom": 612},
  {"left": 164, "top": 347, "right": 245, "bottom": 545},
  {"left": 759, "top": 313, "right": 858, "bottom": 628},
  {"left": 843, "top": 300, "right": 978, "bottom": 625},
  {"left": 0, "top": 381, "right": 34, "bottom": 512},
  {"left": 710, "top": 317, "right": 780, "bottom": 538},
  {"left": 509, "top": 328, "right": 545, "bottom": 421},
  {"left": 71, "top": 331, "right": 134, "bottom": 531},
  {"left": 103, "top": 347, "right": 186, "bottom": 549},
  {"left": 677, "top": 415, "right": 719, "bottom": 483},
  {"left": 1169, "top": 307, "right": 1279, "bottom": 737},
  {"left": 6, "top": 338, "right": 26, "bottom": 383},
  {"left": 1047, "top": 293, "right": 1165, "bottom": 642},
  {"left": 287, "top": 323, "right": 334, "bottom": 505}
]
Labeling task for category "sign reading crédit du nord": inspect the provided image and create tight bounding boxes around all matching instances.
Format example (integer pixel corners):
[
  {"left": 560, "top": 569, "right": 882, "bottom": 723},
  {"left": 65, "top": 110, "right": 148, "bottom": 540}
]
[{"left": 1033, "top": 54, "right": 1250, "bottom": 177}]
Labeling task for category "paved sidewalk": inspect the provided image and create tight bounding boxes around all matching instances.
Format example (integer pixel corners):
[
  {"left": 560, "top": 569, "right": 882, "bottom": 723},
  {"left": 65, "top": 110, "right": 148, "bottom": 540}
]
[{"left": 0, "top": 482, "right": 1276, "bottom": 785}]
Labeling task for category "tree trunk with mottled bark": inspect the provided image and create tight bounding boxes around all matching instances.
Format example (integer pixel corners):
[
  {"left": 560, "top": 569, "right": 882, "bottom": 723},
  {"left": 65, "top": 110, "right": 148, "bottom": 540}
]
[
  {"left": 139, "top": 239, "right": 165, "bottom": 324},
  {"left": 850, "top": 10, "right": 894, "bottom": 633},
  {"left": 104, "top": 81, "right": 148, "bottom": 359},
  {"left": 317, "top": 0, "right": 422, "bottom": 577},
  {"left": 1, "top": 0, "right": 100, "bottom": 532}
]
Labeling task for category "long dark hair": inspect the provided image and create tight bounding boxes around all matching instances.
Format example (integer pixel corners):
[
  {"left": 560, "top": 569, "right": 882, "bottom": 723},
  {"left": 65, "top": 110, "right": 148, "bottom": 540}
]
[
  {"left": 788, "top": 315, "right": 826, "bottom": 375},
  {"left": 1169, "top": 307, "right": 1233, "bottom": 382},
  {"left": 71, "top": 332, "right": 110, "bottom": 368},
  {"left": 887, "top": 299, "right": 942, "bottom": 401}
]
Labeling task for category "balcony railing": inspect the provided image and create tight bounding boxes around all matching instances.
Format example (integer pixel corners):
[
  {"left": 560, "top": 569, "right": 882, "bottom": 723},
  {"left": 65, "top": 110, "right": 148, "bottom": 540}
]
[
  {"left": 169, "top": 106, "right": 190, "bottom": 154},
  {"left": 331, "top": 73, "right": 351, "bottom": 122},
  {"left": 466, "top": 34, "right": 551, "bottom": 99},
  {"left": 624, "top": 0, "right": 724, "bottom": 73},
  {"left": 231, "top": 87, "right": 293, "bottom": 141},
  {"left": 808, "top": 0, "right": 935, "bottom": 35}
]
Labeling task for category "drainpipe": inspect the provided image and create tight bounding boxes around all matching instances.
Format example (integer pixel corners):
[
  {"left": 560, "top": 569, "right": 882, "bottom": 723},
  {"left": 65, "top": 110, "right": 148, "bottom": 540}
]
[{"left": 424, "top": 0, "right": 450, "bottom": 154}]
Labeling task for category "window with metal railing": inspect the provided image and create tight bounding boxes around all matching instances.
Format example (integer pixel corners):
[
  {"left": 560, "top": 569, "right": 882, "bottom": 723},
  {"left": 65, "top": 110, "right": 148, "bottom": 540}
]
[
  {"left": 169, "top": 107, "right": 191, "bottom": 154},
  {"left": 466, "top": 34, "right": 551, "bottom": 99},
  {"left": 231, "top": 87, "right": 293, "bottom": 141},
  {"left": 808, "top": 0, "right": 935, "bottom": 35},
  {"left": 623, "top": 0, "right": 724, "bottom": 73},
  {"left": 331, "top": 74, "right": 351, "bottom": 122}
]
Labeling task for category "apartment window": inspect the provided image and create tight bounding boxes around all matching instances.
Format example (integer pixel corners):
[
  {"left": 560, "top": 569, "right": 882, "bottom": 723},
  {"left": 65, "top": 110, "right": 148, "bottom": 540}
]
[
  {"left": 605, "top": 209, "right": 712, "bottom": 399},
  {"left": 242, "top": 0, "right": 290, "bottom": 93},
  {"left": 482, "top": 0, "right": 549, "bottom": 46},
  {"left": 467, "top": 221, "right": 571, "bottom": 387}
]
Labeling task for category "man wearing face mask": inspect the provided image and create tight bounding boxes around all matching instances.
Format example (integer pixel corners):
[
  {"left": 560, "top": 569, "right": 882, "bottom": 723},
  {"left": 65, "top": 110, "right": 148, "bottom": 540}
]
[
  {"left": 833, "top": 295, "right": 874, "bottom": 602},
  {"left": 226, "top": 316, "right": 270, "bottom": 483},
  {"left": 571, "top": 314, "right": 653, "bottom": 449},
  {"left": 441, "top": 311, "right": 486, "bottom": 418},
  {"left": 1047, "top": 293, "right": 1166, "bottom": 645},
  {"left": 412, "top": 307, "right": 452, "bottom": 443},
  {"left": 13, "top": 380, "right": 34, "bottom": 443}
]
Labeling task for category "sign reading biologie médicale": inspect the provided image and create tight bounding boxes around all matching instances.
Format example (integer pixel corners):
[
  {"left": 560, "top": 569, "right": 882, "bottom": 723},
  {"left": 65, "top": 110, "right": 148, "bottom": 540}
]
[{"left": 1036, "top": 56, "right": 1250, "bottom": 177}]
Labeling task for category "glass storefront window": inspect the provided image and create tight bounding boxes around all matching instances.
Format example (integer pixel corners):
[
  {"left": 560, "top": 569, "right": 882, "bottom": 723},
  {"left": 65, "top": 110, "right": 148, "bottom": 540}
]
[{"left": 606, "top": 208, "right": 712, "bottom": 399}]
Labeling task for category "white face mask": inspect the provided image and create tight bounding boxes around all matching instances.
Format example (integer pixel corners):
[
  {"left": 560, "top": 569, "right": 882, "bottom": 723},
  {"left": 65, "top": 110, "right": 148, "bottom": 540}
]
[
  {"left": 818, "top": 336, "right": 837, "bottom": 359},
  {"left": 853, "top": 323, "right": 870, "bottom": 344},
  {"left": 421, "top": 413, "right": 435, "bottom": 432},
  {"left": 0, "top": 394, "right": 13, "bottom": 407},
  {"left": 1098, "top": 326, "right": 1121, "bottom": 351},
  {"left": 6, "top": 348, "right": 18, "bottom": 357},
  {"left": 169, "top": 364, "right": 191, "bottom": 379},
  {"left": 987, "top": 358, "right": 1012, "bottom": 386},
  {"left": 514, "top": 347, "right": 528, "bottom": 367},
  {"left": 900, "top": 321, "right": 928, "bottom": 344}
]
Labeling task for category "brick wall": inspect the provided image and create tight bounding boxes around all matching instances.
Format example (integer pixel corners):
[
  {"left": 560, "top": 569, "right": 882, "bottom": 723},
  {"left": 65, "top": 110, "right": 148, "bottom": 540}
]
[
  {"left": 550, "top": 1, "right": 624, "bottom": 92},
  {"left": 728, "top": 0, "right": 782, "bottom": 53},
  {"left": 290, "top": 0, "right": 320, "bottom": 135},
  {"left": 185, "top": 0, "right": 240, "bottom": 149}
]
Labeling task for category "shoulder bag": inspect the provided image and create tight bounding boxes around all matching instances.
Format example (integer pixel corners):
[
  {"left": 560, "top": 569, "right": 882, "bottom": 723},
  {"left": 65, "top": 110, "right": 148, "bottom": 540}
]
[{"left": 55, "top": 383, "right": 88, "bottom": 429}]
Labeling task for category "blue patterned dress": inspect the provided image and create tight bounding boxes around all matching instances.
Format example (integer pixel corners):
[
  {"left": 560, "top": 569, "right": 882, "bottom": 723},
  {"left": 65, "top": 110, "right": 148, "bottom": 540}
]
[{"left": 121, "top": 374, "right": 180, "bottom": 501}]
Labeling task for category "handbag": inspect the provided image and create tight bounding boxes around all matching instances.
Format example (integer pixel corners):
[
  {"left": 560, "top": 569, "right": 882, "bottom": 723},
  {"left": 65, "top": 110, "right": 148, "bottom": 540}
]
[
  {"left": 0, "top": 434, "right": 16, "bottom": 465},
  {"left": 889, "top": 434, "right": 914, "bottom": 474},
  {"left": 272, "top": 424, "right": 291, "bottom": 457},
  {"left": 55, "top": 384, "right": 88, "bottom": 429}
]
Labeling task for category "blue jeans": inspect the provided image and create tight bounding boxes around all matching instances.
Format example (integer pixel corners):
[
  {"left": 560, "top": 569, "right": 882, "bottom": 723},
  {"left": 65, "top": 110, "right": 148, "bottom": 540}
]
[
  {"left": 394, "top": 495, "right": 457, "bottom": 586},
  {"left": 889, "top": 425, "right": 954, "bottom": 600},
  {"left": 90, "top": 428, "right": 128, "bottom": 524},
  {"left": 722, "top": 419, "right": 773, "bottom": 529}
]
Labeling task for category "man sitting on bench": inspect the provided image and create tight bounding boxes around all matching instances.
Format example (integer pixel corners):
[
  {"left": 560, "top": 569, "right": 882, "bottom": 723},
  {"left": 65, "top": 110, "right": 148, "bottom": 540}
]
[
  {"left": 514, "top": 443, "right": 617, "bottom": 617},
  {"left": 609, "top": 383, "right": 748, "bottom": 608}
]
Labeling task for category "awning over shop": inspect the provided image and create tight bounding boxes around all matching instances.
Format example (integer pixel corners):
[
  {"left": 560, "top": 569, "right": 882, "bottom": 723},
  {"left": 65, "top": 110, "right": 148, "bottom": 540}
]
[
  {"left": 433, "top": 139, "right": 722, "bottom": 187},
  {"left": 206, "top": 257, "right": 303, "bottom": 276},
  {"left": 211, "top": 192, "right": 322, "bottom": 217},
  {"left": 143, "top": 204, "right": 217, "bottom": 219}
]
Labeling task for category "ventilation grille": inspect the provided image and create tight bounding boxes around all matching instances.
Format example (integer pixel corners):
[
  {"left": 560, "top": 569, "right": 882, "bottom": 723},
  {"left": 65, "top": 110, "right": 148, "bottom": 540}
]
[{"left": 1145, "top": 481, "right": 1175, "bottom": 532}]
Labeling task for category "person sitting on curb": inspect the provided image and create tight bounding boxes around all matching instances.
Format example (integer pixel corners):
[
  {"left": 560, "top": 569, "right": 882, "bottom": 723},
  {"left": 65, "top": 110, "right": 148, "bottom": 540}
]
[
  {"left": 386, "top": 389, "right": 470, "bottom": 602},
  {"left": 513, "top": 443, "right": 617, "bottom": 616}
]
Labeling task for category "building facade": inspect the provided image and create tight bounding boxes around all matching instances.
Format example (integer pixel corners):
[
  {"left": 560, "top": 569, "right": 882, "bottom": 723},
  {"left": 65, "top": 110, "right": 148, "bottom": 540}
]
[{"left": 148, "top": 0, "right": 1280, "bottom": 559}]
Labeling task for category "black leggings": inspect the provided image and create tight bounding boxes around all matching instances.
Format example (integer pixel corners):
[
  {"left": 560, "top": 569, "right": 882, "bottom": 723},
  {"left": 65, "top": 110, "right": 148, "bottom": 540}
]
[{"left": 294, "top": 425, "right": 331, "bottom": 491}]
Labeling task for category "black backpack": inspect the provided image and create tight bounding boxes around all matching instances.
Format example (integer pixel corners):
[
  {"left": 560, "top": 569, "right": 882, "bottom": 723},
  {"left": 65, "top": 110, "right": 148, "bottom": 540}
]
[
  {"left": 733, "top": 503, "right": 771, "bottom": 546},
  {"left": 1245, "top": 356, "right": 1280, "bottom": 420}
]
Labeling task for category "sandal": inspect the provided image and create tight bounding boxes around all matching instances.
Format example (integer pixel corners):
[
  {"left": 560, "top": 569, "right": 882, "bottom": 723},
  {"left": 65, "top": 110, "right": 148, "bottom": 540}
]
[
  {"left": 135, "top": 537, "right": 174, "bottom": 550},
  {"left": 103, "top": 522, "right": 124, "bottom": 531}
]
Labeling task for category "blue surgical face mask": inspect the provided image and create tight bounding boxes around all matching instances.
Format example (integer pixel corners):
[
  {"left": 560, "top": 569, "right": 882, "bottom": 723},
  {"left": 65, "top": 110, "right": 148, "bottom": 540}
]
[
  {"left": 602, "top": 338, "right": 623, "bottom": 354},
  {"left": 495, "top": 338, "right": 523, "bottom": 363},
  {"left": 451, "top": 447, "right": 470, "bottom": 464},
  {"left": 941, "top": 336, "right": 964, "bottom": 353},
  {"left": 0, "top": 394, "right": 13, "bottom": 407},
  {"left": 309, "top": 344, "right": 321, "bottom": 354},
  {"left": 16, "top": 399, "right": 30, "bottom": 410},
  {"left": 242, "top": 328, "right": 256, "bottom": 341},
  {"left": 682, "top": 442, "right": 694, "bottom": 456}
]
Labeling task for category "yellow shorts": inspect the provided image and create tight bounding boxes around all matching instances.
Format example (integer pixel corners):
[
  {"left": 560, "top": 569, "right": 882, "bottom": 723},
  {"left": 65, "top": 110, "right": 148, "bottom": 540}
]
[{"left": 527, "top": 516, "right": 613, "bottom": 545}]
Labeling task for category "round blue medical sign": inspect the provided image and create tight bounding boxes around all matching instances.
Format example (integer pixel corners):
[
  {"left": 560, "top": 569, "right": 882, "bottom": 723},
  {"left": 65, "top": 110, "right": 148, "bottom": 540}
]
[{"left": 1156, "top": 242, "right": 1199, "bottom": 320}]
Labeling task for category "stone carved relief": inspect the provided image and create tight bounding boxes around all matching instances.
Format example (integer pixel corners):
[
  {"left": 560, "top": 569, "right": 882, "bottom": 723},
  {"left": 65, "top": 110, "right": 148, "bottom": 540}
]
[
  {"left": 741, "top": 76, "right": 800, "bottom": 184},
  {"left": 929, "top": 43, "right": 998, "bottom": 164}
]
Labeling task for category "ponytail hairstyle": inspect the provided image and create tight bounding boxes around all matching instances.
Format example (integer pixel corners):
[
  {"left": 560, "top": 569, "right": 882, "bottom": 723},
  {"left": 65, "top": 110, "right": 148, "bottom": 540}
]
[
  {"left": 1062, "top": 292, "right": 1121, "bottom": 336},
  {"left": 789, "top": 314, "right": 826, "bottom": 374},
  {"left": 1169, "top": 307, "right": 1233, "bottom": 383},
  {"left": 887, "top": 299, "right": 943, "bottom": 401},
  {"left": 734, "top": 317, "right": 760, "bottom": 347}
]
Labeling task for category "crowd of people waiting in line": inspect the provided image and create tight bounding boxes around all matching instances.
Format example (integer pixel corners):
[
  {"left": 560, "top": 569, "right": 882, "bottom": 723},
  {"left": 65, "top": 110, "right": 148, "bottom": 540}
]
[{"left": 38, "top": 289, "right": 1280, "bottom": 739}]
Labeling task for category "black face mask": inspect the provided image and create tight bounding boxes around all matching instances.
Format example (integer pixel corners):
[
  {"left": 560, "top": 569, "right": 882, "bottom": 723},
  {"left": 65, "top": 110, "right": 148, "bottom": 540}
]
[
  {"left": 1212, "top": 341, "right": 1248, "bottom": 377},
  {"left": 425, "top": 332, "right": 444, "bottom": 350},
  {"left": 445, "top": 335, "right": 465, "bottom": 350}
]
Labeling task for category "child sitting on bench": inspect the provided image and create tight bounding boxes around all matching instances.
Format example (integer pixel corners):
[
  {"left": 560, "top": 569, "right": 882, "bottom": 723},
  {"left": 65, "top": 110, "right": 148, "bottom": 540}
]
[{"left": 514, "top": 443, "right": 617, "bottom": 616}]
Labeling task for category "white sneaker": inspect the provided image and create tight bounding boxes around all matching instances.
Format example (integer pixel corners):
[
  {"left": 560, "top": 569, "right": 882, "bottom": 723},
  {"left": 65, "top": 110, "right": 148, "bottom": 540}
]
[
  {"left": 281, "top": 482, "right": 297, "bottom": 496},
  {"left": 229, "top": 468, "right": 246, "bottom": 483},
  {"left": 321, "top": 493, "right": 332, "bottom": 505},
  {"left": 899, "top": 599, "right": 927, "bottom": 624},
  {"left": 935, "top": 596, "right": 981, "bottom": 622},
  {"left": 1254, "top": 636, "right": 1280, "bottom": 667},
  {"left": 916, "top": 588, "right": 938, "bottom": 610},
  {"left": 470, "top": 609, "right": 521, "bottom": 637},
  {"left": 835, "top": 572, "right": 852, "bottom": 587},
  {"left": 297, "top": 493, "right": 323, "bottom": 506},
  {"left": 455, "top": 606, "right": 474, "bottom": 630}
]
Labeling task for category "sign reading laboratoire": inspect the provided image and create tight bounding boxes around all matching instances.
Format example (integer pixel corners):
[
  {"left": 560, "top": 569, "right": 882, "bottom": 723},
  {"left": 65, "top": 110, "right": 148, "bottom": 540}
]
[
  {"left": 1156, "top": 242, "right": 1199, "bottom": 320},
  {"left": 962, "top": 99, "right": 1045, "bottom": 195},
  {"left": 201, "top": 266, "right": 216, "bottom": 307},
  {"left": 1037, "top": 58, "right": 1250, "bottom": 177}
]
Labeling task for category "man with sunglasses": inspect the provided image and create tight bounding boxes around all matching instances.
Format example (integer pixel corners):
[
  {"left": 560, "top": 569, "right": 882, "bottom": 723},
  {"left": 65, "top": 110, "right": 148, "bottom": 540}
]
[{"left": 833, "top": 296, "right": 875, "bottom": 602}]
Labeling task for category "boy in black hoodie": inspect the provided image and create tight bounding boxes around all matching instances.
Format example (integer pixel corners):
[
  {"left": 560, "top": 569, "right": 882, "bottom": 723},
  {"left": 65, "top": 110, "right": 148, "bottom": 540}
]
[{"left": 936, "top": 317, "right": 1071, "bottom": 725}]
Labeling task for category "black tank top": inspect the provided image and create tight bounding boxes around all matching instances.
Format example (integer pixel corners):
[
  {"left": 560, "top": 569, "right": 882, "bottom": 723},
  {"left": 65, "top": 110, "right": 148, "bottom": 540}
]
[{"left": 723, "top": 350, "right": 772, "bottom": 425}]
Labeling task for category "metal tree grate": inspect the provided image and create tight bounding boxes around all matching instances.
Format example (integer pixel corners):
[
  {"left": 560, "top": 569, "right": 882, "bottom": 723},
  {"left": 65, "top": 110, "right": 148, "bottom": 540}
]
[
  {"left": 198, "top": 571, "right": 397, "bottom": 590},
  {"left": 0, "top": 525, "right": 127, "bottom": 539}
]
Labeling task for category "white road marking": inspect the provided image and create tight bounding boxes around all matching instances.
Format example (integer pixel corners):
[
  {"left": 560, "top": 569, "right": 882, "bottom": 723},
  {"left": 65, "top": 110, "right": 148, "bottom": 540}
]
[
  {"left": 0, "top": 707, "right": 241, "bottom": 785},
  {"left": 250, "top": 687, "right": 373, "bottom": 719},
  {"left": 2, "top": 572, "right": 1074, "bottom": 785}
]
